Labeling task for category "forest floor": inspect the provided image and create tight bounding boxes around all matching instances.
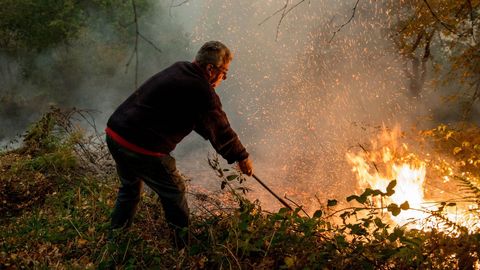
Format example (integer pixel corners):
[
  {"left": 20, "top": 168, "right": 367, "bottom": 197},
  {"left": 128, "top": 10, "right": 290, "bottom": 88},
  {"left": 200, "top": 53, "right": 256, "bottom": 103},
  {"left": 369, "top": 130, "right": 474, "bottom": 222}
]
[{"left": 1, "top": 108, "right": 480, "bottom": 269}]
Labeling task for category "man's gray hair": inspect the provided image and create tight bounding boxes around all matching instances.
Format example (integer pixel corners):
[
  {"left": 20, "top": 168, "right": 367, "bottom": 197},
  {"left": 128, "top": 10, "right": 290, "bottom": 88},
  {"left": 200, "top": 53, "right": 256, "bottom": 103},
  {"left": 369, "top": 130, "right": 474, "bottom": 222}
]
[{"left": 194, "top": 41, "right": 233, "bottom": 67}]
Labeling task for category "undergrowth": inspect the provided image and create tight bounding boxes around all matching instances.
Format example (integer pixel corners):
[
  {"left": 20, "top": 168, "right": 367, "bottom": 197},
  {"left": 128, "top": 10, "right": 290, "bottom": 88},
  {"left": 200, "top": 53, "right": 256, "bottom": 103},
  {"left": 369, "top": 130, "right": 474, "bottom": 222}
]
[{"left": 0, "top": 108, "right": 479, "bottom": 269}]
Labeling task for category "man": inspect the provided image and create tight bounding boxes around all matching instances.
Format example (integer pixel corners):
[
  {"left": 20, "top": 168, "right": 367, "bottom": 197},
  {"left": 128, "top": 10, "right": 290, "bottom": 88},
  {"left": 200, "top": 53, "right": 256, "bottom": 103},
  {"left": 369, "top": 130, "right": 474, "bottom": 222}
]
[{"left": 105, "top": 41, "right": 253, "bottom": 247}]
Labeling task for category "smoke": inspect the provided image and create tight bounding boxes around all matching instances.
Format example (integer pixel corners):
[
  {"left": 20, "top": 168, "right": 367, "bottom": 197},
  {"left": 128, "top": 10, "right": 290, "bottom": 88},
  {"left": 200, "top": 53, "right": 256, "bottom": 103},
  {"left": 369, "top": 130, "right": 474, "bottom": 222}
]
[
  {"left": 0, "top": 1, "right": 462, "bottom": 212},
  {"left": 170, "top": 0, "right": 441, "bottom": 211},
  {"left": 0, "top": 1, "right": 190, "bottom": 146}
]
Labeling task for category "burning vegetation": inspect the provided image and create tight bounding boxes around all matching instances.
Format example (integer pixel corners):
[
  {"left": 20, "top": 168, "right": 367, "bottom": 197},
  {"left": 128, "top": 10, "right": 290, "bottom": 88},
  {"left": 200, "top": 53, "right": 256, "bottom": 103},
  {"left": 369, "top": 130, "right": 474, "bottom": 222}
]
[{"left": 346, "top": 125, "right": 480, "bottom": 233}]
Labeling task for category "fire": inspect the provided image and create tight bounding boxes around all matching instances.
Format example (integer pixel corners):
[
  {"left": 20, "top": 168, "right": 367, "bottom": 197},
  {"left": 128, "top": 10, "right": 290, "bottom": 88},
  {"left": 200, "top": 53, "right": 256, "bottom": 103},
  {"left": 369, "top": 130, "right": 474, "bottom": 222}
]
[
  {"left": 347, "top": 150, "right": 429, "bottom": 227},
  {"left": 346, "top": 126, "right": 480, "bottom": 232}
]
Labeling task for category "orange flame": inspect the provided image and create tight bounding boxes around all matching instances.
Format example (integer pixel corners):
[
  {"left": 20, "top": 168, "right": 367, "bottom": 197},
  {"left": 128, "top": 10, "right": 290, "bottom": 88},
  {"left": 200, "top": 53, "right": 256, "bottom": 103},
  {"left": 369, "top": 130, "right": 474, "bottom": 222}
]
[{"left": 347, "top": 126, "right": 480, "bottom": 232}]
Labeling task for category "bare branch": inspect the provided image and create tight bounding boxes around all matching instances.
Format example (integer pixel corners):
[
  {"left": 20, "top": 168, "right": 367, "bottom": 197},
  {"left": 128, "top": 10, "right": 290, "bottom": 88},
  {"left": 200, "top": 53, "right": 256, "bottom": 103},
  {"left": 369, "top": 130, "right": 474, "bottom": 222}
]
[
  {"left": 125, "top": 0, "right": 163, "bottom": 89},
  {"left": 275, "top": 0, "right": 290, "bottom": 41},
  {"left": 125, "top": 47, "right": 136, "bottom": 72},
  {"left": 357, "top": 143, "right": 380, "bottom": 173},
  {"left": 139, "top": 33, "right": 162, "bottom": 53},
  {"left": 258, "top": 0, "right": 309, "bottom": 41},
  {"left": 329, "top": 0, "right": 360, "bottom": 43},
  {"left": 284, "top": 194, "right": 310, "bottom": 217},
  {"left": 171, "top": 0, "right": 190, "bottom": 8},
  {"left": 169, "top": 0, "right": 190, "bottom": 16},
  {"left": 258, "top": 1, "right": 289, "bottom": 26},
  {"left": 132, "top": 0, "right": 139, "bottom": 88}
]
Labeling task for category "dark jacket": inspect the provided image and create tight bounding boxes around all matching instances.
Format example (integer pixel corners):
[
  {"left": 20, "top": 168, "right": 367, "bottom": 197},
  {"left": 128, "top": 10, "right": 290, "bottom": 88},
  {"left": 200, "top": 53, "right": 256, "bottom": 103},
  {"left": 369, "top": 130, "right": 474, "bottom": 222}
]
[{"left": 107, "top": 61, "right": 248, "bottom": 164}]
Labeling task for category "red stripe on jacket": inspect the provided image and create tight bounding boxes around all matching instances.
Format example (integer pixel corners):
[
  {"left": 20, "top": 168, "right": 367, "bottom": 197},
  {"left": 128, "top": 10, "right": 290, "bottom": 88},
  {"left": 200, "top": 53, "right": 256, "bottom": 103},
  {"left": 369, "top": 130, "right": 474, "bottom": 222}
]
[{"left": 105, "top": 127, "right": 166, "bottom": 157}]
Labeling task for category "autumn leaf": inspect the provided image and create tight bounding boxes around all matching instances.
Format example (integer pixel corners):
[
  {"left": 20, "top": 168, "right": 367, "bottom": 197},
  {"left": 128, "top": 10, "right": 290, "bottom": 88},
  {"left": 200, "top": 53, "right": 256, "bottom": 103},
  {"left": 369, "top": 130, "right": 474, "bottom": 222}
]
[
  {"left": 77, "top": 238, "right": 88, "bottom": 247},
  {"left": 437, "top": 124, "right": 447, "bottom": 132},
  {"left": 284, "top": 256, "right": 296, "bottom": 268},
  {"left": 445, "top": 131, "right": 454, "bottom": 140},
  {"left": 420, "top": 129, "right": 434, "bottom": 136}
]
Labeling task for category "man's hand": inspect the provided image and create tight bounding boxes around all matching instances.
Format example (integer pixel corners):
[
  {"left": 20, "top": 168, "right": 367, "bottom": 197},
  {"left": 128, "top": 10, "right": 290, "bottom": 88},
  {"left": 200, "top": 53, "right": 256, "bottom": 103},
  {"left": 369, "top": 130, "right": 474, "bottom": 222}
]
[{"left": 238, "top": 158, "right": 253, "bottom": 176}]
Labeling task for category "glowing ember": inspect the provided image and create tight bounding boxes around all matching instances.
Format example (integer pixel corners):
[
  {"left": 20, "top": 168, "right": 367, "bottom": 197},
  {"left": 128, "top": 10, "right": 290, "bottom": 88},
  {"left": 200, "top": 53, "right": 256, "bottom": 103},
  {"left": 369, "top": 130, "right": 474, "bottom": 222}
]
[{"left": 346, "top": 126, "right": 480, "bottom": 232}]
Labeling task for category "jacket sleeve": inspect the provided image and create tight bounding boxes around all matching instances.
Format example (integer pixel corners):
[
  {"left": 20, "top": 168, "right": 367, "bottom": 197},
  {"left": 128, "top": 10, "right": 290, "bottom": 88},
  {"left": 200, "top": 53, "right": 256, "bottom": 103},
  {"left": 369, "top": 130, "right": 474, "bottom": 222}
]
[{"left": 194, "top": 93, "right": 249, "bottom": 164}]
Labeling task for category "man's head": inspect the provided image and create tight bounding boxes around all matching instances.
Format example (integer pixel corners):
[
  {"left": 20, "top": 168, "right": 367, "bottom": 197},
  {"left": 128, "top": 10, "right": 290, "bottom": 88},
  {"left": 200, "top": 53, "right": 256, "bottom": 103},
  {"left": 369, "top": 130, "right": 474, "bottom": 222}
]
[{"left": 194, "top": 41, "right": 232, "bottom": 88}]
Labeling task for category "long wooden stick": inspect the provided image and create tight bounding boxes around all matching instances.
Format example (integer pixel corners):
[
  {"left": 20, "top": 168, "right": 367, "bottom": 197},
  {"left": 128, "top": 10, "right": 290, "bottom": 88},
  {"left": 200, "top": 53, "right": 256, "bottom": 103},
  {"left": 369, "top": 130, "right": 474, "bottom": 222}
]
[{"left": 252, "top": 174, "right": 293, "bottom": 211}]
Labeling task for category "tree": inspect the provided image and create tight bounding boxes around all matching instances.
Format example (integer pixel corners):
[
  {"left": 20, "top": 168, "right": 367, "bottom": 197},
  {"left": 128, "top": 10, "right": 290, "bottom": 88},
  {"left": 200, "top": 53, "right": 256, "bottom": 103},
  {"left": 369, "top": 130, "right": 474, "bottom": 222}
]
[
  {"left": 267, "top": 0, "right": 479, "bottom": 119},
  {"left": 0, "top": 0, "right": 189, "bottom": 143},
  {"left": 389, "top": 0, "right": 480, "bottom": 116},
  {"left": 0, "top": 0, "right": 150, "bottom": 54}
]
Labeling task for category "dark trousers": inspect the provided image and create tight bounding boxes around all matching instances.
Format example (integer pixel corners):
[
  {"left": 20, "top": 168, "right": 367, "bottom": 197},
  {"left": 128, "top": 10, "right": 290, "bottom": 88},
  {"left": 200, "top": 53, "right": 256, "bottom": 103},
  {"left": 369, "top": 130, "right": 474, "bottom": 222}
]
[{"left": 106, "top": 136, "right": 189, "bottom": 245}]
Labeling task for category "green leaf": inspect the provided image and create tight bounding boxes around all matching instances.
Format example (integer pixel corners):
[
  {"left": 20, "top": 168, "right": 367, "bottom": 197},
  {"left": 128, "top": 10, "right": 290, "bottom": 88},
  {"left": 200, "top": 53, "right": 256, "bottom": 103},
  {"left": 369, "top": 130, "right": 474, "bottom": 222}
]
[
  {"left": 220, "top": 181, "right": 226, "bottom": 189},
  {"left": 386, "top": 180, "right": 397, "bottom": 196},
  {"left": 387, "top": 203, "right": 401, "bottom": 216},
  {"left": 340, "top": 211, "right": 351, "bottom": 221},
  {"left": 278, "top": 207, "right": 290, "bottom": 215},
  {"left": 357, "top": 195, "right": 367, "bottom": 204},
  {"left": 387, "top": 227, "right": 404, "bottom": 242},
  {"left": 350, "top": 223, "right": 367, "bottom": 235},
  {"left": 374, "top": 217, "right": 385, "bottom": 228},
  {"left": 346, "top": 194, "right": 367, "bottom": 204},
  {"left": 335, "top": 235, "right": 348, "bottom": 248},
  {"left": 346, "top": 195, "right": 359, "bottom": 202},
  {"left": 313, "top": 210, "right": 323, "bottom": 218},
  {"left": 360, "top": 188, "right": 374, "bottom": 198},
  {"left": 327, "top": 199, "right": 338, "bottom": 207},
  {"left": 400, "top": 237, "right": 420, "bottom": 247},
  {"left": 400, "top": 201, "right": 410, "bottom": 210},
  {"left": 226, "top": 174, "right": 238, "bottom": 181}
]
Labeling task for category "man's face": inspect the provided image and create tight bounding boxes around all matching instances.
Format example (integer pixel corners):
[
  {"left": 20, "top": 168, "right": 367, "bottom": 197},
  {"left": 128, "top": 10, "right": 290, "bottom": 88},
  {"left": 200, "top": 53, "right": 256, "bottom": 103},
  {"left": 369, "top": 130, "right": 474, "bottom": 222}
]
[{"left": 208, "top": 61, "right": 230, "bottom": 88}]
